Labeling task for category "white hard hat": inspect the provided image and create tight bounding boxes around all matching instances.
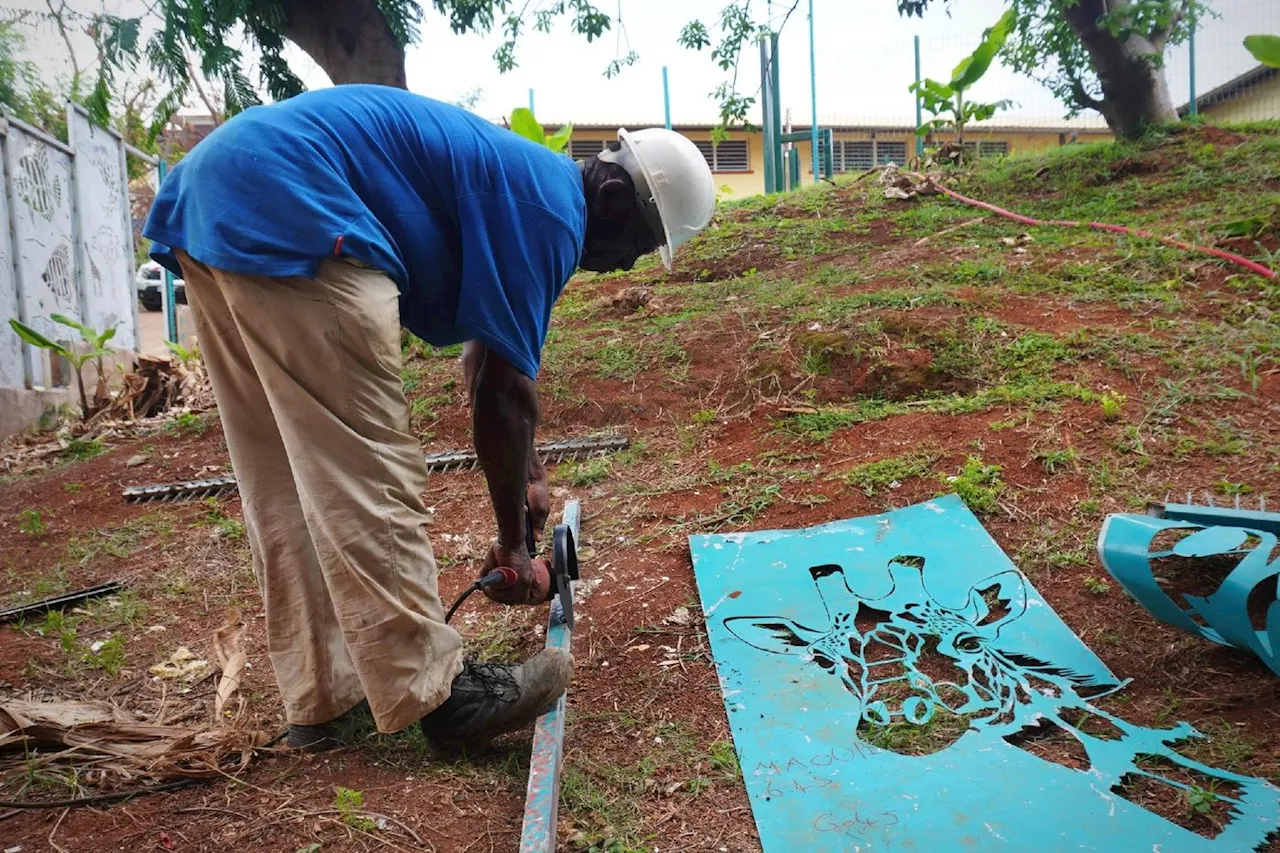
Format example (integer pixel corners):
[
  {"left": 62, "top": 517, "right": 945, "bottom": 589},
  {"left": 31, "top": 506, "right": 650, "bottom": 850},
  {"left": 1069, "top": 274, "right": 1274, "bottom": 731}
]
[{"left": 599, "top": 128, "right": 716, "bottom": 271}]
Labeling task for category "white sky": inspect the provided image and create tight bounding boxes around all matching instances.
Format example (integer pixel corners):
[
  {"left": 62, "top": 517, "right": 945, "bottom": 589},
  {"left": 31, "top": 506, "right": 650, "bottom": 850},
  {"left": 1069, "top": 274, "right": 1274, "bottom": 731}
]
[{"left": 14, "top": 0, "right": 1280, "bottom": 128}]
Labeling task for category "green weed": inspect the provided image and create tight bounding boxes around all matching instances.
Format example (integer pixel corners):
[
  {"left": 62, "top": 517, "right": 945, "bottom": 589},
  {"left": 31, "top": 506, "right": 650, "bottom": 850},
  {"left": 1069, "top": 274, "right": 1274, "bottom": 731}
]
[
  {"left": 560, "top": 457, "right": 612, "bottom": 487},
  {"left": 692, "top": 409, "right": 717, "bottom": 425},
  {"left": 83, "top": 635, "right": 126, "bottom": 676},
  {"left": 1034, "top": 447, "right": 1081, "bottom": 474},
  {"left": 839, "top": 450, "right": 940, "bottom": 496},
  {"left": 1083, "top": 576, "right": 1111, "bottom": 595},
  {"left": 1100, "top": 393, "right": 1126, "bottom": 422},
  {"left": 333, "top": 786, "right": 376, "bottom": 831},
  {"left": 17, "top": 509, "right": 46, "bottom": 536},
  {"left": 63, "top": 482, "right": 82, "bottom": 493},
  {"left": 201, "top": 498, "right": 246, "bottom": 539},
  {"left": 165, "top": 411, "right": 206, "bottom": 437},
  {"left": 941, "top": 456, "right": 1005, "bottom": 514},
  {"left": 64, "top": 437, "right": 105, "bottom": 460}
]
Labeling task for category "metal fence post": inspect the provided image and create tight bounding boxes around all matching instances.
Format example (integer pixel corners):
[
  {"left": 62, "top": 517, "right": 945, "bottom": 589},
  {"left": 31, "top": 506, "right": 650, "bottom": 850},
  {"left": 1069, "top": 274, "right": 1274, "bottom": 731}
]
[
  {"left": 914, "top": 35, "right": 924, "bottom": 156},
  {"left": 663, "top": 67, "right": 672, "bottom": 130},
  {"left": 528, "top": 88, "right": 535, "bottom": 114},
  {"left": 807, "top": 0, "right": 819, "bottom": 185},
  {"left": 770, "top": 33, "right": 783, "bottom": 193},
  {"left": 760, "top": 38, "right": 776, "bottom": 194}
]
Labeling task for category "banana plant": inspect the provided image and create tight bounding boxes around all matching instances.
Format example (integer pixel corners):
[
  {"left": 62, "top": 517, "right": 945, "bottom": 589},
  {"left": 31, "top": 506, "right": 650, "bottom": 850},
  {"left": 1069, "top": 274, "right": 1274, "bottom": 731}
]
[
  {"left": 509, "top": 107, "right": 573, "bottom": 154},
  {"left": 9, "top": 314, "right": 117, "bottom": 420},
  {"left": 909, "top": 8, "right": 1017, "bottom": 149},
  {"left": 1244, "top": 35, "right": 1280, "bottom": 68}
]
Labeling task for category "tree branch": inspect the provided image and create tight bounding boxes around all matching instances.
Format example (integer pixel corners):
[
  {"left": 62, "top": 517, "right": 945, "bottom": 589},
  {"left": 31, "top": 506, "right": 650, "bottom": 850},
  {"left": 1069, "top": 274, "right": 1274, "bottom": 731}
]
[
  {"left": 44, "top": 0, "right": 81, "bottom": 89},
  {"left": 1150, "top": 0, "right": 1191, "bottom": 49},
  {"left": 184, "top": 49, "right": 224, "bottom": 125},
  {"left": 1067, "top": 75, "right": 1104, "bottom": 112}
]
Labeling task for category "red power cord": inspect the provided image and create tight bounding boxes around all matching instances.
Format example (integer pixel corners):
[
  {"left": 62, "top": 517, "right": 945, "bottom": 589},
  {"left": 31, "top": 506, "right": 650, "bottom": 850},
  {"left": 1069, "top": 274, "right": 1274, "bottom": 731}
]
[{"left": 907, "top": 173, "right": 1278, "bottom": 281}]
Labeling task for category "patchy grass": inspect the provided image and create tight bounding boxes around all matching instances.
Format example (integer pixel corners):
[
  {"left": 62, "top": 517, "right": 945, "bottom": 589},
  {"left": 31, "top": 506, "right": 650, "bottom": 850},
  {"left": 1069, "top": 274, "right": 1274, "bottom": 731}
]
[{"left": 837, "top": 449, "right": 941, "bottom": 497}]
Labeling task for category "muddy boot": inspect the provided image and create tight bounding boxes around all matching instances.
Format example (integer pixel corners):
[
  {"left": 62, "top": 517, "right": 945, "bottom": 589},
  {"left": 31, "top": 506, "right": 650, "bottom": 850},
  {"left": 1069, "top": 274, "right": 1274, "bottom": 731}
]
[
  {"left": 286, "top": 700, "right": 372, "bottom": 753},
  {"left": 419, "top": 648, "right": 573, "bottom": 753}
]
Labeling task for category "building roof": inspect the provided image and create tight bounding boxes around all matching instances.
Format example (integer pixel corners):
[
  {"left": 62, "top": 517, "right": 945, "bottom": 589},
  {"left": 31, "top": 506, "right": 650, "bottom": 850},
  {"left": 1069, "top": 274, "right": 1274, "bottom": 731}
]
[{"left": 1178, "top": 64, "right": 1278, "bottom": 116}]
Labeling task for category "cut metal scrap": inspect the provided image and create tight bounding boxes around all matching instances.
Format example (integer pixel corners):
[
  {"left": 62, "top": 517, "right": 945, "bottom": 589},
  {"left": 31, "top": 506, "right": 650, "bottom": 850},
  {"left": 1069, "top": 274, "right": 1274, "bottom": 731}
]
[
  {"left": 122, "top": 476, "right": 238, "bottom": 504},
  {"left": 0, "top": 582, "right": 125, "bottom": 623},
  {"left": 121, "top": 434, "right": 630, "bottom": 503},
  {"left": 424, "top": 434, "right": 629, "bottom": 473}
]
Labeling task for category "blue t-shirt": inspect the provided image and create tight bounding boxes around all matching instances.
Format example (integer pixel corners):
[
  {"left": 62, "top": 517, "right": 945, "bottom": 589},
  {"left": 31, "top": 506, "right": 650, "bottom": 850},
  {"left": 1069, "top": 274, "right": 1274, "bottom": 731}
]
[{"left": 144, "top": 85, "right": 586, "bottom": 378}]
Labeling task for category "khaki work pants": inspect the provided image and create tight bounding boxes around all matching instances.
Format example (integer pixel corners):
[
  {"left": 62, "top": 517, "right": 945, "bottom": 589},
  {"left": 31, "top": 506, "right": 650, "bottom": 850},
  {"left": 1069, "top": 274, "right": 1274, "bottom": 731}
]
[{"left": 176, "top": 250, "right": 464, "bottom": 733}]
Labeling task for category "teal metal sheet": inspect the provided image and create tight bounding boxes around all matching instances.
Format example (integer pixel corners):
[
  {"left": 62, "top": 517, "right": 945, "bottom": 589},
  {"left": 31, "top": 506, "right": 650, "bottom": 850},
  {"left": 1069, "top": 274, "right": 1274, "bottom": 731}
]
[
  {"left": 690, "top": 495, "right": 1280, "bottom": 851},
  {"left": 1098, "top": 510, "right": 1280, "bottom": 676}
]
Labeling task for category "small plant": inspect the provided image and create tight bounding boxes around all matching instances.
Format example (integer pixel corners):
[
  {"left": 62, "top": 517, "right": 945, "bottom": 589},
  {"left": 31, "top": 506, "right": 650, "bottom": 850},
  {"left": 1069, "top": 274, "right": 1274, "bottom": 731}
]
[
  {"left": 65, "top": 437, "right": 105, "bottom": 460},
  {"left": 841, "top": 451, "right": 939, "bottom": 497},
  {"left": 333, "top": 786, "right": 376, "bottom": 831},
  {"left": 941, "top": 456, "right": 1005, "bottom": 514},
  {"left": 563, "top": 457, "right": 612, "bottom": 487},
  {"left": 508, "top": 107, "right": 572, "bottom": 153},
  {"left": 37, "top": 610, "right": 80, "bottom": 654},
  {"left": 63, "top": 482, "right": 83, "bottom": 494},
  {"left": 166, "top": 411, "right": 206, "bottom": 437},
  {"left": 84, "top": 635, "right": 126, "bottom": 676},
  {"left": 202, "top": 498, "right": 246, "bottom": 539},
  {"left": 1083, "top": 576, "right": 1111, "bottom": 595},
  {"left": 909, "top": 10, "right": 1016, "bottom": 150},
  {"left": 692, "top": 408, "right": 718, "bottom": 425},
  {"left": 1185, "top": 784, "right": 1218, "bottom": 816},
  {"left": 1099, "top": 392, "right": 1126, "bottom": 422},
  {"left": 1034, "top": 447, "right": 1080, "bottom": 474},
  {"left": 17, "top": 509, "right": 46, "bottom": 536},
  {"left": 708, "top": 740, "right": 739, "bottom": 777},
  {"left": 163, "top": 339, "right": 201, "bottom": 369},
  {"left": 9, "top": 315, "right": 118, "bottom": 420}
]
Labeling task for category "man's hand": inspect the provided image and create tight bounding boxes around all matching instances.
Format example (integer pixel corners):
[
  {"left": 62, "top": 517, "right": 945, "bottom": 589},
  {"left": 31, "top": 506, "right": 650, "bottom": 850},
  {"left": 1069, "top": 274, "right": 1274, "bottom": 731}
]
[
  {"left": 481, "top": 542, "right": 552, "bottom": 605},
  {"left": 527, "top": 455, "right": 550, "bottom": 545}
]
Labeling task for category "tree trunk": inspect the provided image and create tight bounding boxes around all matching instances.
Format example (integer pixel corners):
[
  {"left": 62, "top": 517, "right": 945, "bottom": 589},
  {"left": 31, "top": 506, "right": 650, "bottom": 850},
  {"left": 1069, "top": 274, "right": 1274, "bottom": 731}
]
[
  {"left": 278, "top": 0, "right": 407, "bottom": 88},
  {"left": 1063, "top": 1, "right": 1179, "bottom": 140}
]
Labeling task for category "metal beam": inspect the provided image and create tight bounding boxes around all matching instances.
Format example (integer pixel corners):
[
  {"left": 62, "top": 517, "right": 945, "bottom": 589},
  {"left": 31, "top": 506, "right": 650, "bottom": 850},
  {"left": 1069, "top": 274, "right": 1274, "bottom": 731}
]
[{"left": 519, "top": 498, "right": 581, "bottom": 852}]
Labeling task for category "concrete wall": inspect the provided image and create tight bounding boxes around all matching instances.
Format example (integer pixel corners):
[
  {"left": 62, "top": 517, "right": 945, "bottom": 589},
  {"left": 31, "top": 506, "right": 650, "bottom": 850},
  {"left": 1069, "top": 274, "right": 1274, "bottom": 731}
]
[{"left": 1201, "top": 75, "right": 1280, "bottom": 123}]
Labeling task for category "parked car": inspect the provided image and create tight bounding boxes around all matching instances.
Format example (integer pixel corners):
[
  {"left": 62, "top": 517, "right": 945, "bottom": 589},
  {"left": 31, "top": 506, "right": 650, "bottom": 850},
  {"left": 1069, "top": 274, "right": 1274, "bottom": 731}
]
[{"left": 135, "top": 260, "right": 186, "bottom": 312}]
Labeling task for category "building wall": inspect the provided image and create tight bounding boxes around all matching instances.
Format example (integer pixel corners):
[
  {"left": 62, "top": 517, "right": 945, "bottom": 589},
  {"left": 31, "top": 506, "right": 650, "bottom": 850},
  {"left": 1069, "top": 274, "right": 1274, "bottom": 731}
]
[
  {"left": 1200, "top": 75, "right": 1280, "bottom": 123},
  {"left": 571, "top": 125, "right": 1112, "bottom": 197}
]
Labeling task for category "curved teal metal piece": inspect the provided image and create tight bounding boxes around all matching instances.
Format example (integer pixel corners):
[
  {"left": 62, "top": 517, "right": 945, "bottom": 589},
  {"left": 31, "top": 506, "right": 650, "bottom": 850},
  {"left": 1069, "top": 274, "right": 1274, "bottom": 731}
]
[
  {"left": 519, "top": 498, "right": 580, "bottom": 853},
  {"left": 691, "top": 496, "right": 1280, "bottom": 851},
  {"left": 1097, "top": 508, "right": 1280, "bottom": 675}
]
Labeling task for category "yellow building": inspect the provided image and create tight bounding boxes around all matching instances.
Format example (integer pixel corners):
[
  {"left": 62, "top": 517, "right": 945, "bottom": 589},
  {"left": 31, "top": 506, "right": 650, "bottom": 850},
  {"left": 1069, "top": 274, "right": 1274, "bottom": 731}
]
[
  {"left": 1179, "top": 65, "right": 1280, "bottom": 123},
  {"left": 562, "top": 121, "right": 1113, "bottom": 197}
]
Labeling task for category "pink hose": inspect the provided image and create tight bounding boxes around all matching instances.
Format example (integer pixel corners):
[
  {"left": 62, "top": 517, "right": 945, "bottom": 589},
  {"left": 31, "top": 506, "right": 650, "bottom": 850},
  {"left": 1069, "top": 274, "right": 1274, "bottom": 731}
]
[{"left": 909, "top": 174, "right": 1278, "bottom": 281}]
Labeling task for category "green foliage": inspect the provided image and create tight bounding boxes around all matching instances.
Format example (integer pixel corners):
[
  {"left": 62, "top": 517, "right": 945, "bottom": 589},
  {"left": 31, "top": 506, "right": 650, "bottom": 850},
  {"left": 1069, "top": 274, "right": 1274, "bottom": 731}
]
[
  {"left": 333, "top": 786, "right": 376, "bottom": 831},
  {"left": 1034, "top": 447, "right": 1080, "bottom": 474},
  {"left": 562, "top": 457, "right": 612, "bottom": 487},
  {"left": 1083, "top": 576, "right": 1111, "bottom": 595},
  {"left": 840, "top": 451, "right": 940, "bottom": 496},
  {"left": 1184, "top": 784, "right": 1218, "bottom": 815},
  {"left": 84, "top": 635, "right": 126, "bottom": 676},
  {"left": 166, "top": 411, "right": 207, "bottom": 437},
  {"left": 9, "top": 315, "right": 118, "bottom": 420},
  {"left": 164, "top": 340, "right": 200, "bottom": 368},
  {"left": 941, "top": 456, "right": 1005, "bottom": 514},
  {"left": 65, "top": 438, "right": 105, "bottom": 461},
  {"left": 0, "top": 24, "right": 68, "bottom": 138},
  {"left": 1100, "top": 392, "right": 1126, "bottom": 422},
  {"left": 910, "top": 10, "right": 1016, "bottom": 141},
  {"left": 1245, "top": 35, "right": 1280, "bottom": 68},
  {"left": 17, "top": 509, "right": 46, "bottom": 537},
  {"left": 509, "top": 107, "right": 572, "bottom": 153},
  {"left": 201, "top": 498, "right": 246, "bottom": 539},
  {"left": 998, "top": 0, "right": 1207, "bottom": 137}
]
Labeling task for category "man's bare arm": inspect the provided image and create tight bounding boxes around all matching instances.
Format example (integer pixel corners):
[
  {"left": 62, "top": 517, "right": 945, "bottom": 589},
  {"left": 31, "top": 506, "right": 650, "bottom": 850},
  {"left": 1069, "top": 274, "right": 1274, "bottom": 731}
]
[{"left": 472, "top": 347, "right": 538, "bottom": 551}]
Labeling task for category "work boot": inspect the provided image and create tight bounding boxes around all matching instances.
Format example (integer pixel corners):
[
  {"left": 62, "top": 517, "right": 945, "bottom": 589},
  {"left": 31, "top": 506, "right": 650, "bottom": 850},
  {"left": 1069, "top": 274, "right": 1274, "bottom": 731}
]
[
  {"left": 419, "top": 648, "right": 573, "bottom": 752},
  {"left": 286, "top": 700, "right": 372, "bottom": 753}
]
